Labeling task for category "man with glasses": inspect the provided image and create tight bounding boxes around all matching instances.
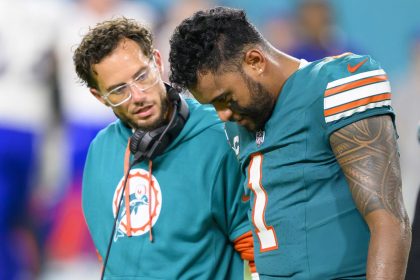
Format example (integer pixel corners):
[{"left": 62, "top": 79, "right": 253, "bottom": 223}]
[{"left": 73, "top": 17, "right": 256, "bottom": 279}]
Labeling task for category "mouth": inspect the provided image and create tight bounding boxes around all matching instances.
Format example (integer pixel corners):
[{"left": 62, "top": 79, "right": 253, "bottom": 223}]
[{"left": 133, "top": 104, "right": 154, "bottom": 118}]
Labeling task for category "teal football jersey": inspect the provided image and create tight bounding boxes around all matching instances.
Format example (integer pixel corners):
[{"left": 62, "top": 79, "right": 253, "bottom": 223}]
[{"left": 225, "top": 53, "right": 394, "bottom": 279}]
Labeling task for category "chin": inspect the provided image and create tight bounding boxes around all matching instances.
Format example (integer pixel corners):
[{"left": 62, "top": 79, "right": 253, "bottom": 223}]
[
  {"left": 237, "top": 118, "right": 257, "bottom": 132},
  {"left": 136, "top": 117, "right": 166, "bottom": 131}
]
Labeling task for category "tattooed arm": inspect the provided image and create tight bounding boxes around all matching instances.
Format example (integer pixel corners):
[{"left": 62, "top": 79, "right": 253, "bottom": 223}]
[{"left": 330, "top": 115, "right": 411, "bottom": 280}]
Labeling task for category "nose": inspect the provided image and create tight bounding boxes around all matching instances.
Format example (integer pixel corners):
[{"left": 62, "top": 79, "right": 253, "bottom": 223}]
[
  {"left": 216, "top": 107, "right": 233, "bottom": 122},
  {"left": 129, "top": 83, "right": 147, "bottom": 102}
]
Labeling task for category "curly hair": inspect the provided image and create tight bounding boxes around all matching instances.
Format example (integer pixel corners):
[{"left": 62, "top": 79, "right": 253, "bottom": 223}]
[
  {"left": 169, "top": 7, "right": 265, "bottom": 90},
  {"left": 73, "top": 17, "right": 154, "bottom": 89}
]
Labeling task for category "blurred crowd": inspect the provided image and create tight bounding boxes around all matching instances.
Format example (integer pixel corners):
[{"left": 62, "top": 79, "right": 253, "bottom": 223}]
[{"left": 0, "top": 0, "right": 419, "bottom": 279}]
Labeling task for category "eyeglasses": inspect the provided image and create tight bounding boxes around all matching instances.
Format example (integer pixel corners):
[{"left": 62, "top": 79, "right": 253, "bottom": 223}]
[{"left": 102, "top": 59, "right": 160, "bottom": 107}]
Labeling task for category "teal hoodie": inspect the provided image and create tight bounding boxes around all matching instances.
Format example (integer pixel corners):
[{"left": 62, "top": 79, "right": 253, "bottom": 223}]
[{"left": 82, "top": 98, "right": 250, "bottom": 279}]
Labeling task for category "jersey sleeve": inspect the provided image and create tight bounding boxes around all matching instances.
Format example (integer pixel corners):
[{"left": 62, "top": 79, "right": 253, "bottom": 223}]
[
  {"left": 323, "top": 54, "right": 394, "bottom": 136},
  {"left": 210, "top": 147, "right": 251, "bottom": 242}
]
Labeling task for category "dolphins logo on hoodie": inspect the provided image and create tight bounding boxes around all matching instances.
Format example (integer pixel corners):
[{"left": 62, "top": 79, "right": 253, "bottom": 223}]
[{"left": 112, "top": 168, "right": 162, "bottom": 241}]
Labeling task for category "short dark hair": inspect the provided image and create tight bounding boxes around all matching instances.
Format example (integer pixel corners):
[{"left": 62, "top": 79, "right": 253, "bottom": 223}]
[
  {"left": 169, "top": 6, "right": 265, "bottom": 90},
  {"left": 73, "top": 17, "right": 154, "bottom": 89}
]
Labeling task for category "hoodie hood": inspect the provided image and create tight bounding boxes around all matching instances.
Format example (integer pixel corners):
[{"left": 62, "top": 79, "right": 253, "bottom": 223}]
[{"left": 114, "top": 97, "right": 221, "bottom": 156}]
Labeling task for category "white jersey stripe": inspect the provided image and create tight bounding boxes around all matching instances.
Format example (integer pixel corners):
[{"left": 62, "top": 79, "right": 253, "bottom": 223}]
[
  {"left": 326, "top": 69, "right": 386, "bottom": 89},
  {"left": 325, "top": 100, "right": 392, "bottom": 123},
  {"left": 324, "top": 81, "right": 391, "bottom": 110}
]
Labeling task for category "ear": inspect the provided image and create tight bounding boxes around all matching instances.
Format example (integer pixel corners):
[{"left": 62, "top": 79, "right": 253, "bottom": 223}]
[
  {"left": 244, "top": 49, "right": 266, "bottom": 75},
  {"left": 152, "top": 49, "right": 164, "bottom": 75},
  {"left": 90, "top": 88, "right": 110, "bottom": 107}
]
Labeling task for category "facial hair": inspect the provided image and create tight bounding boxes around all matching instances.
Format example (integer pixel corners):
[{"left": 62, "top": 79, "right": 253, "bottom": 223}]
[
  {"left": 230, "top": 72, "right": 275, "bottom": 131},
  {"left": 139, "top": 97, "right": 169, "bottom": 131},
  {"left": 119, "top": 95, "right": 170, "bottom": 131}
]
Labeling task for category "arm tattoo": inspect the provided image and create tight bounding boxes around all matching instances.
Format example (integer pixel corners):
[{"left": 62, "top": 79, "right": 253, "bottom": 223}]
[{"left": 330, "top": 115, "right": 409, "bottom": 224}]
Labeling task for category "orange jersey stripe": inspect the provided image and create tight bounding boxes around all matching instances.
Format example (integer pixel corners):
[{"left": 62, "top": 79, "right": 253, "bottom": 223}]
[
  {"left": 325, "top": 75, "right": 388, "bottom": 97},
  {"left": 324, "top": 93, "right": 391, "bottom": 117}
]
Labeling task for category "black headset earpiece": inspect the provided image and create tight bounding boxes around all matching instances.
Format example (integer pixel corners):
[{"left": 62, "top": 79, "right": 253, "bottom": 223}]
[{"left": 129, "top": 84, "right": 189, "bottom": 163}]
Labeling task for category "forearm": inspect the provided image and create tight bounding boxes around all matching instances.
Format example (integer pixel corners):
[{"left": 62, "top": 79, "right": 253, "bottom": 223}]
[{"left": 366, "top": 210, "right": 411, "bottom": 280}]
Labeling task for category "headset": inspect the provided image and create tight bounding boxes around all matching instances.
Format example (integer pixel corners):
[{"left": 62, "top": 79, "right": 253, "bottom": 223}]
[{"left": 129, "top": 84, "right": 189, "bottom": 164}]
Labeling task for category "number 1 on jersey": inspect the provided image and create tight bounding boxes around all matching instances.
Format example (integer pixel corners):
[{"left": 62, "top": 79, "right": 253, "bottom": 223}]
[{"left": 248, "top": 154, "right": 278, "bottom": 252}]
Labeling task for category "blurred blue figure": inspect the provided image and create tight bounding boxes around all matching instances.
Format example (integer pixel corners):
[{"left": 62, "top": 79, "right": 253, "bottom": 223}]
[
  {"left": 0, "top": 0, "right": 60, "bottom": 278},
  {"left": 290, "top": 0, "right": 359, "bottom": 61}
]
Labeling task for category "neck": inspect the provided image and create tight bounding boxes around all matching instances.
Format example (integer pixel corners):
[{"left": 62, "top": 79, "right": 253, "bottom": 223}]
[{"left": 267, "top": 49, "right": 301, "bottom": 100}]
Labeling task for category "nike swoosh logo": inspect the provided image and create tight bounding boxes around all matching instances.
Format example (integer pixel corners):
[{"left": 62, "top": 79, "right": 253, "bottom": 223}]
[
  {"left": 241, "top": 194, "right": 250, "bottom": 202},
  {"left": 347, "top": 58, "right": 368, "bottom": 73}
]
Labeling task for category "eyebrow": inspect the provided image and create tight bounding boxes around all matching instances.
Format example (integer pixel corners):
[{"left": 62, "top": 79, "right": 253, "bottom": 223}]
[
  {"left": 105, "top": 65, "right": 149, "bottom": 93},
  {"left": 209, "top": 91, "right": 229, "bottom": 105}
]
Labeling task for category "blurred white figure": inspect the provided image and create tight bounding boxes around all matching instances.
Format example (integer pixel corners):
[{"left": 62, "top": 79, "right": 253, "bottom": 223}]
[
  {"left": 0, "top": 0, "right": 59, "bottom": 132},
  {"left": 0, "top": 0, "right": 61, "bottom": 278},
  {"left": 395, "top": 31, "right": 420, "bottom": 280},
  {"left": 393, "top": 34, "right": 420, "bottom": 222}
]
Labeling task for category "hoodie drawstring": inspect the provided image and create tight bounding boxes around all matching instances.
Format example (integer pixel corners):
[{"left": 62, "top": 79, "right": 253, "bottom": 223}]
[
  {"left": 124, "top": 141, "right": 133, "bottom": 237},
  {"left": 148, "top": 160, "right": 154, "bottom": 242},
  {"left": 124, "top": 140, "right": 154, "bottom": 242}
]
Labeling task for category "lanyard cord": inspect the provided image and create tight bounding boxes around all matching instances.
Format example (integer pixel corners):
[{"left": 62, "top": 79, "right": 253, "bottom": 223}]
[{"left": 100, "top": 142, "right": 134, "bottom": 280}]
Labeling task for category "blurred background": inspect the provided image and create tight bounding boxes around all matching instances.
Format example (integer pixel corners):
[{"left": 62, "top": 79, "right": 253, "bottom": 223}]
[{"left": 0, "top": 0, "right": 419, "bottom": 279}]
